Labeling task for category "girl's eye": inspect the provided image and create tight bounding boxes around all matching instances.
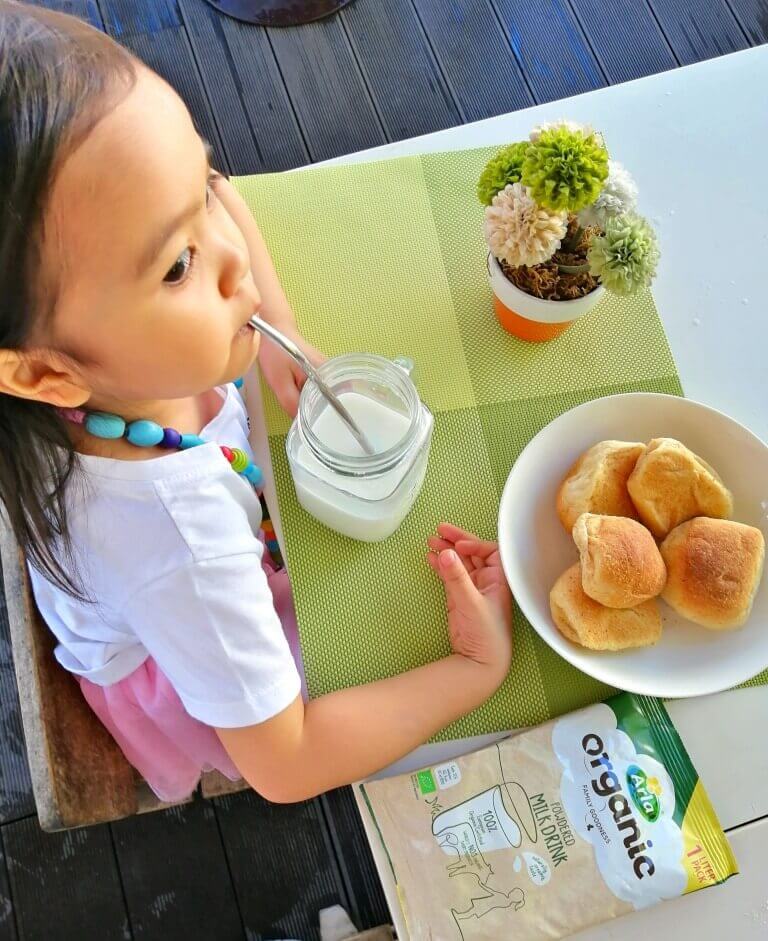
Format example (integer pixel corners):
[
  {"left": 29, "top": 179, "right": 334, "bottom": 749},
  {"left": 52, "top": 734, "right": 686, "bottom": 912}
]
[{"left": 163, "top": 246, "right": 195, "bottom": 284}]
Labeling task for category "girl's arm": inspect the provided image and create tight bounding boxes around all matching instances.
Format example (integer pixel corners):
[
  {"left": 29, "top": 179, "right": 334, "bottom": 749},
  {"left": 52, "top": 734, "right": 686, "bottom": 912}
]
[
  {"left": 212, "top": 173, "right": 297, "bottom": 332},
  {"left": 212, "top": 173, "right": 324, "bottom": 415},
  {"left": 219, "top": 654, "right": 506, "bottom": 803},
  {"left": 217, "top": 526, "right": 513, "bottom": 802}
]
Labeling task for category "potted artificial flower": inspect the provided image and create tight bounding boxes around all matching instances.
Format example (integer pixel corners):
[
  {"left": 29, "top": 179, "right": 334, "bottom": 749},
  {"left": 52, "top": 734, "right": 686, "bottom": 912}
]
[{"left": 479, "top": 122, "right": 660, "bottom": 342}]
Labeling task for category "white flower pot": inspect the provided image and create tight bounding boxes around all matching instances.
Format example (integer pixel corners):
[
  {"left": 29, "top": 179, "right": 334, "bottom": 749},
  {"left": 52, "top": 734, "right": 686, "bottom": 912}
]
[{"left": 487, "top": 253, "right": 605, "bottom": 342}]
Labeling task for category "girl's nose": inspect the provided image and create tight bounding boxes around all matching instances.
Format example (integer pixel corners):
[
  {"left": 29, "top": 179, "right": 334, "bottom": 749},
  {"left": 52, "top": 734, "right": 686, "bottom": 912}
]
[{"left": 218, "top": 237, "right": 250, "bottom": 299}]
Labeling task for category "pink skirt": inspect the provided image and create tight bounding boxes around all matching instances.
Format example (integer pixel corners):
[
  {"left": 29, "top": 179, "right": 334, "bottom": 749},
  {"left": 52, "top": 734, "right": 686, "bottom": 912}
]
[{"left": 78, "top": 550, "right": 305, "bottom": 803}]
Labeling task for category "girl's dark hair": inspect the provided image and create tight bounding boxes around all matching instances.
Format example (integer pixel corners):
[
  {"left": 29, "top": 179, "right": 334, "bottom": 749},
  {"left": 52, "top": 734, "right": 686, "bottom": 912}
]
[{"left": 0, "top": 2, "right": 136, "bottom": 596}]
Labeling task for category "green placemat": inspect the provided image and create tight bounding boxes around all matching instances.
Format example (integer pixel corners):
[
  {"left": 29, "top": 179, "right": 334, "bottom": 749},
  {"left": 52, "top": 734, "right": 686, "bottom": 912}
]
[{"left": 234, "top": 147, "right": 767, "bottom": 740}]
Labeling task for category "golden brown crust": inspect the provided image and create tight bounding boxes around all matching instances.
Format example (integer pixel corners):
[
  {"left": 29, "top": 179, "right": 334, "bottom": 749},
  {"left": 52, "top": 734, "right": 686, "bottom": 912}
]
[
  {"left": 556, "top": 440, "right": 645, "bottom": 533},
  {"left": 627, "top": 438, "right": 733, "bottom": 538},
  {"left": 660, "top": 518, "right": 765, "bottom": 629},
  {"left": 549, "top": 564, "right": 662, "bottom": 650},
  {"left": 573, "top": 513, "right": 667, "bottom": 608}
]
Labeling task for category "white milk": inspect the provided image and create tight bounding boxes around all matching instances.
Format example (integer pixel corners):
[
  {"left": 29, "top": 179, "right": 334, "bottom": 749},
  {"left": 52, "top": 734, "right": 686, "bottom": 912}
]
[
  {"left": 311, "top": 392, "right": 411, "bottom": 458},
  {"left": 288, "top": 391, "right": 433, "bottom": 541}
]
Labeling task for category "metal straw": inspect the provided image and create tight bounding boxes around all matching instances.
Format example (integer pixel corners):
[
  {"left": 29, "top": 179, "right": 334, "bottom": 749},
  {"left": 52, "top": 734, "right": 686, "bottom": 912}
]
[{"left": 248, "top": 316, "right": 375, "bottom": 456}]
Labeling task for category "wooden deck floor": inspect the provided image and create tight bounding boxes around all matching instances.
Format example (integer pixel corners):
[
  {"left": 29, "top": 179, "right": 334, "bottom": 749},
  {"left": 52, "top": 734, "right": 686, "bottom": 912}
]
[{"left": 2, "top": 0, "right": 767, "bottom": 938}]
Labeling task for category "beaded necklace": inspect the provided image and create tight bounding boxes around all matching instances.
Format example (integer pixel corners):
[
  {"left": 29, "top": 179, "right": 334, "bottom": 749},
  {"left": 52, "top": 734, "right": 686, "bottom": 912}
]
[{"left": 57, "top": 378, "right": 263, "bottom": 488}]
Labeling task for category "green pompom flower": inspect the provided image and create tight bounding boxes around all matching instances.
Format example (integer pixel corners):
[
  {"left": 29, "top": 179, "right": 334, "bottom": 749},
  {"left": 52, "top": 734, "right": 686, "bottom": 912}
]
[
  {"left": 477, "top": 142, "right": 529, "bottom": 206},
  {"left": 521, "top": 127, "right": 608, "bottom": 212},
  {"left": 588, "top": 213, "right": 660, "bottom": 296}
]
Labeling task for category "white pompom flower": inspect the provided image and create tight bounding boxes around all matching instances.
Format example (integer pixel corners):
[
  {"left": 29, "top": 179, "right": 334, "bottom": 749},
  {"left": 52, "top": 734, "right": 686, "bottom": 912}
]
[
  {"left": 578, "top": 160, "right": 638, "bottom": 229},
  {"left": 529, "top": 119, "right": 596, "bottom": 142},
  {"left": 484, "top": 182, "right": 568, "bottom": 268}
]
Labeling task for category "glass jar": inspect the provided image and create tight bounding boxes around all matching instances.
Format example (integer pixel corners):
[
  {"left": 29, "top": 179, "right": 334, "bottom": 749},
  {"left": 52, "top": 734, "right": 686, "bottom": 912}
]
[{"left": 286, "top": 353, "right": 434, "bottom": 541}]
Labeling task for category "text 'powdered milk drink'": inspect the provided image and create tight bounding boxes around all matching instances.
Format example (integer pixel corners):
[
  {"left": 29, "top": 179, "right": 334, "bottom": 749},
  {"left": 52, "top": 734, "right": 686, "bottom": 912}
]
[{"left": 361, "top": 693, "right": 737, "bottom": 941}]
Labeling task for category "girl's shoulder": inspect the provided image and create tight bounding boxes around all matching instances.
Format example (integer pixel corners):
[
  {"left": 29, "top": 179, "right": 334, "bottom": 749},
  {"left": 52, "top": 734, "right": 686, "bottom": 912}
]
[{"left": 67, "top": 448, "right": 263, "bottom": 604}]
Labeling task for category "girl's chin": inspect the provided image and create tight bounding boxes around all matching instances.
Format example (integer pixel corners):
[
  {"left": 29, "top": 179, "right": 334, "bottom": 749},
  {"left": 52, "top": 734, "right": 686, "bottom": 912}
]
[{"left": 228, "top": 327, "right": 260, "bottom": 374}]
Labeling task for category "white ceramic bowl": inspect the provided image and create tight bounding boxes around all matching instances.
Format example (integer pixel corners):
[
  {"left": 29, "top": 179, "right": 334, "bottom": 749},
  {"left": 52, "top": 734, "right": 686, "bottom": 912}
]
[{"left": 497, "top": 393, "right": 768, "bottom": 698}]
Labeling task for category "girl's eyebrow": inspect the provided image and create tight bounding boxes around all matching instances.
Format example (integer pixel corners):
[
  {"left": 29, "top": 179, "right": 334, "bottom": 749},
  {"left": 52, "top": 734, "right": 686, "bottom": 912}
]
[{"left": 135, "top": 139, "right": 212, "bottom": 276}]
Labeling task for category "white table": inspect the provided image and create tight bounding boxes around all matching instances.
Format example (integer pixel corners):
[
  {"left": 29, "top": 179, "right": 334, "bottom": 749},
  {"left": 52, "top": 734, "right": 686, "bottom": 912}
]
[{"left": 248, "top": 46, "right": 768, "bottom": 940}]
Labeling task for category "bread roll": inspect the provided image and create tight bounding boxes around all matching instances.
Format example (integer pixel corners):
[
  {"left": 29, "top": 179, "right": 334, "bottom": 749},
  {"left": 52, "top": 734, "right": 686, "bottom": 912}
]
[
  {"left": 556, "top": 440, "right": 645, "bottom": 533},
  {"left": 573, "top": 513, "right": 667, "bottom": 608},
  {"left": 549, "top": 564, "right": 662, "bottom": 650},
  {"left": 627, "top": 438, "right": 733, "bottom": 538},
  {"left": 660, "top": 517, "right": 765, "bottom": 629}
]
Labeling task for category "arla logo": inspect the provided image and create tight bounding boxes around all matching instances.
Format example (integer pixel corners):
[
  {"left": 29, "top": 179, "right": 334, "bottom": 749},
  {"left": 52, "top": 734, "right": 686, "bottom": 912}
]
[{"left": 626, "top": 764, "right": 661, "bottom": 822}]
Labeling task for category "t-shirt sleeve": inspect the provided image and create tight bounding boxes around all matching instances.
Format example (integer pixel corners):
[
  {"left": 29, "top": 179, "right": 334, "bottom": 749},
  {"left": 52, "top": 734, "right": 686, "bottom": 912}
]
[{"left": 123, "top": 551, "right": 301, "bottom": 727}]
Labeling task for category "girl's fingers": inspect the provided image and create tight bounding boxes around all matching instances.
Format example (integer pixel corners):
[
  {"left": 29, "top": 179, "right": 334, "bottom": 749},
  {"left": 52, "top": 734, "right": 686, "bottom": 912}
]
[
  {"left": 436, "top": 522, "right": 475, "bottom": 542},
  {"left": 427, "top": 536, "right": 454, "bottom": 553},
  {"left": 426, "top": 548, "right": 474, "bottom": 576},
  {"left": 453, "top": 538, "right": 497, "bottom": 559},
  {"left": 434, "top": 549, "right": 480, "bottom": 602},
  {"left": 438, "top": 523, "right": 498, "bottom": 556}
]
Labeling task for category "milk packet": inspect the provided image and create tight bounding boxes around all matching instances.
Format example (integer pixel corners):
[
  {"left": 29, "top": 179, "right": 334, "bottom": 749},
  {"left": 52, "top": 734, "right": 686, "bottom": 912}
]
[{"left": 361, "top": 694, "right": 737, "bottom": 940}]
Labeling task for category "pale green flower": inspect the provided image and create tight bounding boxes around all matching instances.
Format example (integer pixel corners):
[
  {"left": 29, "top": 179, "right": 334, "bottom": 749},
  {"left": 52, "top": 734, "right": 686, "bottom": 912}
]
[{"left": 588, "top": 213, "right": 660, "bottom": 296}]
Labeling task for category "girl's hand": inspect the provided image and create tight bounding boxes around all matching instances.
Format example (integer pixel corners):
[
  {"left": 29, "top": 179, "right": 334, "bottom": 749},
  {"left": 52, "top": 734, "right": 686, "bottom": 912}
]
[
  {"left": 427, "top": 523, "right": 513, "bottom": 677},
  {"left": 259, "top": 323, "right": 326, "bottom": 417}
]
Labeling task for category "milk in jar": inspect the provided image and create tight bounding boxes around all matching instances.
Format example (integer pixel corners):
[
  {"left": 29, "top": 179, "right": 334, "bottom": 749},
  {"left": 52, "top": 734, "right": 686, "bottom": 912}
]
[{"left": 286, "top": 354, "right": 433, "bottom": 541}]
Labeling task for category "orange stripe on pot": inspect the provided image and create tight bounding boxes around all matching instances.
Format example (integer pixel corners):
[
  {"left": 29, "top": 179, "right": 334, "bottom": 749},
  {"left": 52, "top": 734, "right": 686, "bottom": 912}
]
[{"left": 493, "top": 296, "right": 573, "bottom": 342}]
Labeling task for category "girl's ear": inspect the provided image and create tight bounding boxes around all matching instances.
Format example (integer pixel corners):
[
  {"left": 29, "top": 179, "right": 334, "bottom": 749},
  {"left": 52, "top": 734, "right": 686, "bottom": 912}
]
[{"left": 0, "top": 349, "right": 91, "bottom": 407}]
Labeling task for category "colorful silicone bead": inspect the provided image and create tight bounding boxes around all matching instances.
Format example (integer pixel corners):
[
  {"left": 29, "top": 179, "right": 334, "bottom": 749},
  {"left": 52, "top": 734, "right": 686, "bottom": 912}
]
[
  {"left": 180, "top": 434, "right": 205, "bottom": 450},
  {"left": 126, "top": 420, "right": 164, "bottom": 447},
  {"left": 59, "top": 407, "right": 86, "bottom": 425},
  {"left": 233, "top": 377, "right": 244, "bottom": 389},
  {"left": 220, "top": 446, "right": 234, "bottom": 462},
  {"left": 161, "top": 428, "right": 182, "bottom": 449},
  {"left": 229, "top": 448, "right": 249, "bottom": 473},
  {"left": 85, "top": 412, "right": 126, "bottom": 439},
  {"left": 243, "top": 463, "right": 263, "bottom": 486}
]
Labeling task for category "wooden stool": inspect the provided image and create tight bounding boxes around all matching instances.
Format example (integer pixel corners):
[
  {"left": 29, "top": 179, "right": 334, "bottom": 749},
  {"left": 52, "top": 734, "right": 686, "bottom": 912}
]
[{"left": 0, "top": 521, "right": 249, "bottom": 831}]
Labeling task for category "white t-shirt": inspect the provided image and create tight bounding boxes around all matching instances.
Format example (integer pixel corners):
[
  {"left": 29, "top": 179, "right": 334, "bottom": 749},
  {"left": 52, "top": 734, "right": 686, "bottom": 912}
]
[{"left": 29, "top": 385, "right": 301, "bottom": 728}]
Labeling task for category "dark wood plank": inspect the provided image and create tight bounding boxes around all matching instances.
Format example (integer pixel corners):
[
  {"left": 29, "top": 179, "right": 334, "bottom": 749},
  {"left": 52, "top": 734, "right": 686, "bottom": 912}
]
[
  {"left": 647, "top": 0, "right": 749, "bottom": 64},
  {"left": 181, "top": 0, "right": 309, "bottom": 173},
  {"left": 490, "top": 0, "right": 606, "bottom": 102},
  {"left": 266, "top": 17, "right": 389, "bottom": 161},
  {"left": 0, "top": 563, "right": 34, "bottom": 825},
  {"left": 24, "top": 0, "right": 104, "bottom": 29},
  {"left": 726, "top": 0, "right": 768, "bottom": 44},
  {"left": 111, "top": 800, "right": 242, "bottom": 940},
  {"left": 411, "top": 0, "right": 533, "bottom": 121},
  {"left": 97, "top": 0, "right": 181, "bottom": 33},
  {"left": 215, "top": 790, "right": 347, "bottom": 941},
  {"left": 321, "top": 788, "right": 389, "bottom": 932},
  {"left": 340, "top": 0, "right": 460, "bottom": 141},
  {"left": 568, "top": 0, "right": 679, "bottom": 81},
  {"left": 0, "top": 836, "right": 18, "bottom": 941},
  {"left": 4, "top": 818, "right": 128, "bottom": 940},
  {"left": 102, "top": 18, "right": 229, "bottom": 172}
]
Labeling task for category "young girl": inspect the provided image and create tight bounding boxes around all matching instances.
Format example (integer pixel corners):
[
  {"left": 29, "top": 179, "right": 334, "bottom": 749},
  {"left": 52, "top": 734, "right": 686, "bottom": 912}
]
[{"left": 0, "top": 3, "right": 512, "bottom": 804}]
